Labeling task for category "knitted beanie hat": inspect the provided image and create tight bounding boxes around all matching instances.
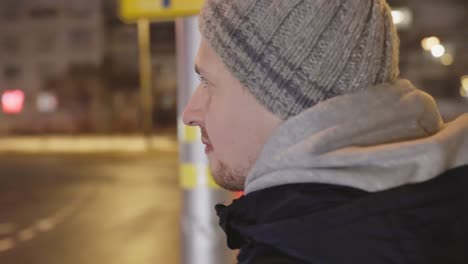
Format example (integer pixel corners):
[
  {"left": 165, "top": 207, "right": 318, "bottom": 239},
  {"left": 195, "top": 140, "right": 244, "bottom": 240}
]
[{"left": 199, "top": 0, "right": 400, "bottom": 120}]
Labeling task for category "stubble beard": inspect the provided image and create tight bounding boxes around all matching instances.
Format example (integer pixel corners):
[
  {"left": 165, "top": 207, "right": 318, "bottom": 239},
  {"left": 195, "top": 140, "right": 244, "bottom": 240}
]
[
  {"left": 212, "top": 159, "right": 252, "bottom": 192},
  {"left": 202, "top": 128, "right": 253, "bottom": 191}
]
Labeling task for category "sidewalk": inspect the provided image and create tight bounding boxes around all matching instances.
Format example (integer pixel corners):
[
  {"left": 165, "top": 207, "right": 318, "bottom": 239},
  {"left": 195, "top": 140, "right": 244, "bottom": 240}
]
[{"left": 0, "top": 135, "right": 179, "bottom": 154}]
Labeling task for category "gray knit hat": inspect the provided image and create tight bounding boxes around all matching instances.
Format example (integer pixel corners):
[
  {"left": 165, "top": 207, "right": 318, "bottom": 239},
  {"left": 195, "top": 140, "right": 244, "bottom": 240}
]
[{"left": 199, "top": 0, "right": 400, "bottom": 119}]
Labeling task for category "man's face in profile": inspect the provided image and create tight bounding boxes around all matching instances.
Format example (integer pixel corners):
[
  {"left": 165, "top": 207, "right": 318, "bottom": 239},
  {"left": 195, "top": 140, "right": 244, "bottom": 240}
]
[{"left": 182, "top": 37, "right": 281, "bottom": 191}]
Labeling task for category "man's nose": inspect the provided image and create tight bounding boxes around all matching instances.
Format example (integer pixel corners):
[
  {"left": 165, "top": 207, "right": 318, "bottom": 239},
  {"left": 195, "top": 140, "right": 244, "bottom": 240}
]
[{"left": 182, "top": 87, "right": 204, "bottom": 127}]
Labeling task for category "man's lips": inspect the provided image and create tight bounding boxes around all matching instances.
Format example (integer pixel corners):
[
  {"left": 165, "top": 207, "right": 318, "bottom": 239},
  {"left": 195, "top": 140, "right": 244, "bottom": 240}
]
[
  {"left": 202, "top": 138, "right": 213, "bottom": 153},
  {"left": 201, "top": 129, "right": 213, "bottom": 152}
]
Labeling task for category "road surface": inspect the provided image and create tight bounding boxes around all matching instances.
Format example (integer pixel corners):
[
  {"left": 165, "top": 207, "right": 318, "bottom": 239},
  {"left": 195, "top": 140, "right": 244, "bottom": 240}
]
[{"left": 0, "top": 152, "right": 181, "bottom": 264}]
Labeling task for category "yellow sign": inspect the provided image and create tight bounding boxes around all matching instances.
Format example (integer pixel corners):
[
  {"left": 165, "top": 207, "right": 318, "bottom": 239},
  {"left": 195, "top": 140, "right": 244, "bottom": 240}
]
[{"left": 120, "top": 0, "right": 205, "bottom": 22}]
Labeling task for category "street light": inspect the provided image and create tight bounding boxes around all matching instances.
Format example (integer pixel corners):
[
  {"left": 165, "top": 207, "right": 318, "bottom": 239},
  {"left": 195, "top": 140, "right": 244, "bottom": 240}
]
[
  {"left": 422, "top": 37, "right": 440, "bottom": 51},
  {"left": 461, "top": 76, "right": 468, "bottom": 90},
  {"left": 1, "top": 89, "right": 25, "bottom": 115},
  {"left": 461, "top": 76, "right": 468, "bottom": 98},
  {"left": 391, "top": 8, "right": 412, "bottom": 29},
  {"left": 391, "top": 10, "right": 404, "bottom": 24},
  {"left": 440, "top": 54, "right": 454, "bottom": 66},
  {"left": 431, "top": 44, "right": 445, "bottom": 58}
]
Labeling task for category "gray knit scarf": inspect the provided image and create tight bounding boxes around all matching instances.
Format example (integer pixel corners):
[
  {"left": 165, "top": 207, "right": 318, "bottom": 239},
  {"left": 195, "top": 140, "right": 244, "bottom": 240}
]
[{"left": 245, "top": 79, "right": 468, "bottom": 194}]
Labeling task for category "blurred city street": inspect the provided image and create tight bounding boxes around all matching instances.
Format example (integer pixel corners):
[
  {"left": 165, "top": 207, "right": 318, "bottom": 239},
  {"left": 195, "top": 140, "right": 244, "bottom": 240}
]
[
  {"left": 0, "top": 151, "right": 181, "bottom": 264},
  {"left": 0, "top": 0, "right": 466, "bottom": 263}
]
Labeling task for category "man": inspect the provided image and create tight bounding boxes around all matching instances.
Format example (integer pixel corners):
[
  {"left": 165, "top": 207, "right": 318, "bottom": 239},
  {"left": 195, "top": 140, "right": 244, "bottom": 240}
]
[{"left": 183, "top": 0, "right": 468, "bottom": 263}]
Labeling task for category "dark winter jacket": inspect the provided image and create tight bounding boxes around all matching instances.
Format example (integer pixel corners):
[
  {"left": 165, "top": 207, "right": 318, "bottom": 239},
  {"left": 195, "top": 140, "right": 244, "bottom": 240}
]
[{"left": 216, "top": 165, "right": 468, "bottom": 264}]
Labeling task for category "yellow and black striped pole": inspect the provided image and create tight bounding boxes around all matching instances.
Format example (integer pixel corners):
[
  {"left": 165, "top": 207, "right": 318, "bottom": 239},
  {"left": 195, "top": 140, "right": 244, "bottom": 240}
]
[{"left": 176, "top": 16, "right": 234, "bottom": 264}]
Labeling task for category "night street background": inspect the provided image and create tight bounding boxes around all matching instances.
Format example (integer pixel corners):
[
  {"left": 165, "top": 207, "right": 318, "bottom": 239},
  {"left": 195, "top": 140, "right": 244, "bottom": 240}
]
[
  {"left": 0, "top": 152, "right": 181, "bottom": 264},
  {"left": 0, "top": 0, "right": 467, "bottom": 263}
]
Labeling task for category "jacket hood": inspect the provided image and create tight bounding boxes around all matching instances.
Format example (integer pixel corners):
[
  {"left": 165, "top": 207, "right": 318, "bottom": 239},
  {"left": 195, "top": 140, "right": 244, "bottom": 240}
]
[{"left": 245, "top": 79, "right": 468, "bottom": 194}]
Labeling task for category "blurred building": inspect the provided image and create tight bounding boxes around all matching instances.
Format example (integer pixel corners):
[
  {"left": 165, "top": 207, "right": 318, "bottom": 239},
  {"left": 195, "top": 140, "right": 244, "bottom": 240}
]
[
  {"left": 0, "top": 0, "right": 178, "bottom": 134},
  {"left": 0, "top": 0, "right": 465, "bottom": 134},
  {"left": 0, "top": 0, "right": 105, "bottom": 133},
  {"left": 0, "top": 0, "right": 104, "bottom": 99}
]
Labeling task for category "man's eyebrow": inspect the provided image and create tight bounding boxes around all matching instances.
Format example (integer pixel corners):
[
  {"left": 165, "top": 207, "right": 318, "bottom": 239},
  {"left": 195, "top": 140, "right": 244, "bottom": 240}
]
[{"left": 194, "top": 64, "right": 201, "bottom": 75}]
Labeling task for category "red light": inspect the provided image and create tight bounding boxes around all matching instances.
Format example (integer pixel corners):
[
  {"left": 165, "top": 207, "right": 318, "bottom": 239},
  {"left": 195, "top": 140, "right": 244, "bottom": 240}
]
[
  {"left": 2, "top": 89, "right": 25, "bottom": 114},
  {"left": 234, "top": 191, "right": 244, "bottom": 199}
]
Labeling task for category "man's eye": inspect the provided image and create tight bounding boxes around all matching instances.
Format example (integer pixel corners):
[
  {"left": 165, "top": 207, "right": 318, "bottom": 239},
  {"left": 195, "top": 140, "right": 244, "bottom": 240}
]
[{"left": 197, "top": 76, "right": 209, "bottom": 88}]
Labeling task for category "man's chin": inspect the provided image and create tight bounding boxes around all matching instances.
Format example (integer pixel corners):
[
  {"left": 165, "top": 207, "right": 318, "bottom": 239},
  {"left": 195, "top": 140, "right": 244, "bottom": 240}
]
[
  {"left": 210, "top": 161, "right": 246, "bottom": 192},
  {"left": 213, "top": 178, "right": 244, "bottom": 192}
]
